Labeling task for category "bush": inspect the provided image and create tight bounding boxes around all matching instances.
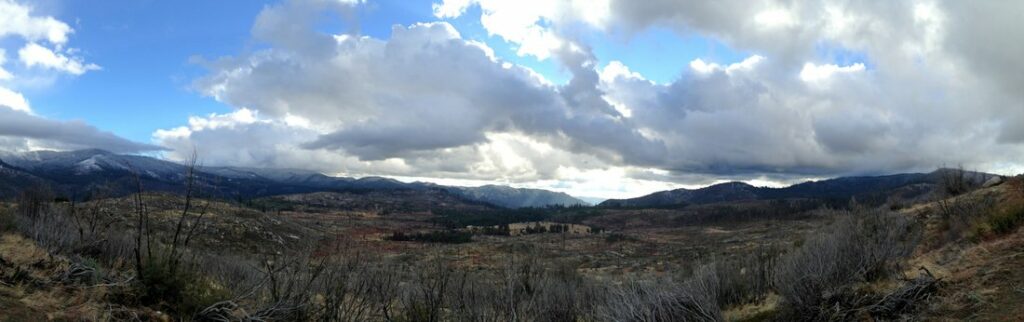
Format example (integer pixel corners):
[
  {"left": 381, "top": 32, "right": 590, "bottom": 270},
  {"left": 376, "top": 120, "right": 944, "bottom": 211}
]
[
  {"left": 714, "top": 248, "right": 777, "bottom": 307},
  {"left": 0, "top": 205, "right": 14, "bottom": 232},
  {"left": 132, "top": 252, "right": 231, "bottom": 317},
  {"left": 387, "top": 230, "right": 473, "bottom": 244},
  {"left": 604, "top": 232, "right": 636, "bottom": 243},
  {"left": 970, "top": 200, "right": 1024, "bottom": 239},
  {"left": 773, "top": 210, "right": 920, "bottom": 319},
  {"left": 480, "top": 224, "right": 510, "bottom": 236},
  {"left": 597, "top": 267, "right": 722, "bottom": 322}
]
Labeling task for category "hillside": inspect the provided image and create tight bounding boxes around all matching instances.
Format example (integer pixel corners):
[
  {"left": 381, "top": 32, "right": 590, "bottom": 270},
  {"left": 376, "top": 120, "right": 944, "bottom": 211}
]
[
  {"left": 0, "top": 149, "right": 585, "bottom": 208},
  {"left": 0, "top": 170, "right": 1021, "bottom": 320},
  {"left": 599, "top": 170, "right": 993, "bottom": 208}
]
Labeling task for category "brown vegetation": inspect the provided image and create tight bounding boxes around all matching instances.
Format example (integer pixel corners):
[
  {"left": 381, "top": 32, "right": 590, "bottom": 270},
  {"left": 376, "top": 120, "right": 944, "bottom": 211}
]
[{"left": 2, "top": 169, "right": 1022, "bottom": 321}]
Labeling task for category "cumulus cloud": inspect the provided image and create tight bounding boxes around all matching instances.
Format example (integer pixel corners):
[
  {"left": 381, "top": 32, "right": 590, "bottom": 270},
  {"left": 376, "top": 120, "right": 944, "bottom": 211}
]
[
  {"left": 431, "top": 0, "right": 1024, "bottom": 175},
  {"left": 161, "top": 0, "right": 1024, "bottom": 198},
  {"left": 0, "top": 0, "right": 141, "bottom": 154},
  {"left": 433, "top": 0, "right": 610, "bottom": 59},
  {"left": 18, "top": 42, "right": 101, "bottom": 75},
  {"left": 0, "top": 0, "right": 98, "bottom": 80},
  {"left": 0, "top": 86, "right": 29, "bottom": 112},
  {"left": 0, "top": 0, "right": 72, "bottom": 44},
  {"left": 193, "top": 0, "right": 660, "bottom": 168}
]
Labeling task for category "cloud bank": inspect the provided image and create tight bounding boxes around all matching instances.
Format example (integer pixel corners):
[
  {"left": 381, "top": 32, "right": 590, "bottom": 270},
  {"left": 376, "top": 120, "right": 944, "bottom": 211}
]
[{"left": 157, "top": 0, "right": 1024, "bottom": 198}]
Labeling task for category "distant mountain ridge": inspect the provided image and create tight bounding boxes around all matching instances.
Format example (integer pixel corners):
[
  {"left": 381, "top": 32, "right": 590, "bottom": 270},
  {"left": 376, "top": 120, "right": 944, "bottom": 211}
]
[
  {"left": 449, "top": 185, "right": 585, "bottom": 208},
  {"left": 0, "top": 149, "right": 586, "bottom": 208},
  {"left": 599, "top": 170, "right": 997, "bottom": 208}
]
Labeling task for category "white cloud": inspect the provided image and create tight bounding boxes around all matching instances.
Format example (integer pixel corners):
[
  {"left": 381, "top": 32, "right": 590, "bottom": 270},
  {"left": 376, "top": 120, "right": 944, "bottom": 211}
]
[
  {"left": 18, "top": 42, "right": 101, "bottom": 75},
  {"left": 432, "top": 0, "right": 610, "bottom": 60},
  {"left": 0, "top": 0, "right": 143, "bottom": 154},
  {"left": 432, "top": 0, "right": 473, "bottom": 18},
  {"left": 754, "top": 8, "right": 796, "bottom": 28},
  {"left": 0, "top": 0, "right": 72, "bottom": 45},
  {"left": 0, "top": 49, "right": 11, "bottom": 80},
  {"left": 689, "top": 55, "right": 764, "bottom": 75},
  {"left": 163, "top": 0, "right": 1024, "bottom": 197},
  {"left": 798, "top": 62, "right": 865, "bottom": 83},
  {"left": 0, "top": 86, "right": 30, "bottom": 112}
]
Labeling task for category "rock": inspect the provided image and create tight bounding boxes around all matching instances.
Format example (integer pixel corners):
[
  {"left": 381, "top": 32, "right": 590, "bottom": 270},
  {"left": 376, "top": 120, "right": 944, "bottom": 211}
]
[{"left": 982, "top": 176, "right": 1005, "bottom": 188}]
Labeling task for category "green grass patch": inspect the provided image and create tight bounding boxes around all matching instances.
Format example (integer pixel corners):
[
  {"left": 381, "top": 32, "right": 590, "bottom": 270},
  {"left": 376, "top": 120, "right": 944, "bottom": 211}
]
[
  {"left": 970, "top": 201, "right": 1024, "bottom": 240},
  {"left": 129, "top": 257, "right": 231, "bottom": 317}
]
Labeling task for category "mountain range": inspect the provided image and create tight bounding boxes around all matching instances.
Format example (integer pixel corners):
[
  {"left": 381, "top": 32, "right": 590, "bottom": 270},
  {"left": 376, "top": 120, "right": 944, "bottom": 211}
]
[
  {"left": 598, "top": 169, "right": 998, "bottom": 208},
  {"left": 0, "top": 149, "right": 1000, "bottom": 211},
  {"left": 0, "top": 149, "right": 586, "bottom": 208}
]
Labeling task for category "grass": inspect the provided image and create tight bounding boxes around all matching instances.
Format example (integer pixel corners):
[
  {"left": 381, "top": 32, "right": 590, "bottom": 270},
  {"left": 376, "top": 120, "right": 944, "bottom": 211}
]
[
  {"left": 970, "top": 200, "right": 1024, "bottom": 240},
  {"left": 134, "top": 259, "right": 231, "bottom": 317},
  {"left": 1, "top": 184, "right": 975, "bottom": 321}
]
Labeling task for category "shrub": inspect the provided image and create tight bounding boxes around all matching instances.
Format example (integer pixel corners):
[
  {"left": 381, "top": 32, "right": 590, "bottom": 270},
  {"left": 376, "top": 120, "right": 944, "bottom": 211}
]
[
  {"left": 387, "top": 230, "right": 473, "bottom": 244},
  {"left": 480, "top": 224, "right": 510, "bottom": 236},
  {"left": 15, "top": 183, "right": 54, "bottom": 221},
  {"left": 0, "top": 205, "right": 14, "bottom": 232},
  {"left": 773, "top": 210, "right": 920, "bottom": 318},
  {"left": 970, "top": 200, "right": 1024, "bottom": 239},
  {"left": 597, "top": 267, "right": 722, "bottom": 322},
  {"left": 714, "top": 248, "right": 777, "bottom": 307},
  {"left": 604, "top": 232, "right": 636, "bottom": 243},
  {"left": 133, "top": 252, "right": 231, "bottom": 317}
]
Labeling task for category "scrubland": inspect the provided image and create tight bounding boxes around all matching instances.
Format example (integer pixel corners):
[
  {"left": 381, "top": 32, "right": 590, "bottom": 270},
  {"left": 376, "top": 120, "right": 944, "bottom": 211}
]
[{"left": 1, "top": 172, "right": 1022, "bottom": 321}]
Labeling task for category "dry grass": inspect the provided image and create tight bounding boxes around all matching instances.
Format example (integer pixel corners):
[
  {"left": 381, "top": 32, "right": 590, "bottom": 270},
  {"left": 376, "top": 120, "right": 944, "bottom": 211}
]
[
  {"left": 918, "top": 224, "right": 1024, "bottom": 321},
  {"left": 722, "top": 293, "right": 780, "bottom": 322},
  {"left": 0, "top": 232, "right": 155, "bottom": 321},
  {"left": 11, "top": 176, "right": 1022, "bottom": 321}
]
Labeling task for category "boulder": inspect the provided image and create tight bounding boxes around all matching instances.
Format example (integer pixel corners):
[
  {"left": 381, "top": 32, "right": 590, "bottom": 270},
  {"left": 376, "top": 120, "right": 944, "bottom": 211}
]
[{"left": 982, "top": 176, "right": 1005, "bottom": 188}]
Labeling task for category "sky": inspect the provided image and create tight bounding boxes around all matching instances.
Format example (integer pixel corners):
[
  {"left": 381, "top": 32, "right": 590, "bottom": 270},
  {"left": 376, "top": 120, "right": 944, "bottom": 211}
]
[{"left": 1, "top": 0, "right": 1023, "bottom": 200}]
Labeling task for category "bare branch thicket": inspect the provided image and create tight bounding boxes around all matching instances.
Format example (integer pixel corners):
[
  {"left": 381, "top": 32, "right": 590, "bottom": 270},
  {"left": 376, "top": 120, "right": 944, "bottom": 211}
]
[
  {"left": 596, "top": 269, "right": 722, "bottom": 322},
  {"left": 488, "top": 250, "right": 601, "bottom": 322},
  {"left": 933, "top": 184, "right": 996, "bottom": 245},
  {"left": 713, "top": 246, "right": 777, "bottom": 307},
  {"left": 937, "top": 165, "right": 974, "bottom": 197},
  {"left": 855, "top": 267, "right": 941, "bottom": 319},
  {"left": 66, "top": 185, "right": 124, "bottom": 260},
  {"left": 934, "top": 165, "right": 987, "bottom": 219},
  {"left": 400, "top": 255, "right": 454, "bottom": 322},
  {"left": 773, "top": 209, "right": 921, "bottom": 319},
  {"left": 449, "top": 270, "right": 507, "bottom": 322},
  {"left": 15, "top": 200, "right": 74, "bottom": 257},
  {"left": 15, "top": 183, "right": 53, "bottom": 222},
  {"left": 189, "top": 241, "right": 406, "bottom": 322}
]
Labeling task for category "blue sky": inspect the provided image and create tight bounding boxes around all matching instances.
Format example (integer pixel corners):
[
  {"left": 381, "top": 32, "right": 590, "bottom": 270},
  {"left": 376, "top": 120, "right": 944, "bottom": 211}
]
[
  {"left": 4, "top": 0, "right": 1021, "bottom": 199},
  {"left": 24, "top": 0, "right": 743, "bottom": 143}
]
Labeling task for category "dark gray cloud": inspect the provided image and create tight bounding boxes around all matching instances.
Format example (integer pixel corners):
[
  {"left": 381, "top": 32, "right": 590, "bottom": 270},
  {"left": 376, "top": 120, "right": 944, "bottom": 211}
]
[{"left": 0, "top": 108, "right": 164, "bottom": 153}]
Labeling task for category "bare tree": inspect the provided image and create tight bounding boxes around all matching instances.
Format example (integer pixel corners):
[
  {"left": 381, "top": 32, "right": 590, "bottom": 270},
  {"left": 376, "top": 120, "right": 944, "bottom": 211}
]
[
  {"left": 938, "top": 165, "right": 975, "bottom": 197},
  {"left": 131, "top": 169, "right": 149, "bottom": 280},
  {"left": 168, "top": 148, "right": 209, "bottom": 275}
]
